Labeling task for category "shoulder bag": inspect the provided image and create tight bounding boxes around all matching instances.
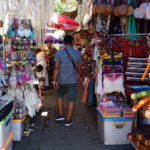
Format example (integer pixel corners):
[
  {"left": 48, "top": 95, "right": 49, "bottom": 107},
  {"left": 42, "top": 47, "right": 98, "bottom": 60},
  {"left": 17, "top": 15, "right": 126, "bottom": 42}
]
[{"left": 64, "top": 48, "right": 77, "bottom": 71}]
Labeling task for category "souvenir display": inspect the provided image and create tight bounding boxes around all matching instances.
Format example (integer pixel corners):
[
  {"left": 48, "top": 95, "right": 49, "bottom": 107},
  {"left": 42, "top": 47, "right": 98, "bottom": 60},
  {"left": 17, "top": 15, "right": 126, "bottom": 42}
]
[{"left": 4, "top": 18, "right": 36, "bottom": 65}]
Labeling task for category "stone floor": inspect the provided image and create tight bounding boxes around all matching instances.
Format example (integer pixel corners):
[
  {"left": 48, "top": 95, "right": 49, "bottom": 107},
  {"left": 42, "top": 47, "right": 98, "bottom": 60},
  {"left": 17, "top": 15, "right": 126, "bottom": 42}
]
[{"left": 13, "top": 86, "right": 135, "bottom": 150}]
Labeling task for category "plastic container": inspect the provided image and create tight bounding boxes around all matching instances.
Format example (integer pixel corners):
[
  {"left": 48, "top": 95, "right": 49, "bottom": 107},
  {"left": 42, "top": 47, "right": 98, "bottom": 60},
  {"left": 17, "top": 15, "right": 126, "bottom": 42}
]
[
  {"left": 0, "top": 110, "right": 13, "bottom": 147},
  {"left": 0, "top": 131, "right": 14, "bottom": 150},
  {"left": 12, "top": 117, "right": 25, "bottom": 141},
  {"left": 97, "top": 110, "right": 134, "bottom": 145}
]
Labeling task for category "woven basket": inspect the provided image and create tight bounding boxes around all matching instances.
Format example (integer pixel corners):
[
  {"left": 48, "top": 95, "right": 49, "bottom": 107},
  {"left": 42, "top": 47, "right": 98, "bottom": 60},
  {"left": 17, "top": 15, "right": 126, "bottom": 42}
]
[
  {"left": 95, "top": 4, "right": 106, "bottom": 15},
  {"left": 104, "top": 5, "right": 113, "bottom": 16},
  {"left": 117, "top": 5, "right": 128, "bottom": 16},
  {"left": 114, "top": 7, "right": 119, "bottom": 16},
  {"left": 92, "top": 6, "right": 97, "bottom": 15},
  {"left": 126, "top": 6, "right": 134, "bottom": 16}
]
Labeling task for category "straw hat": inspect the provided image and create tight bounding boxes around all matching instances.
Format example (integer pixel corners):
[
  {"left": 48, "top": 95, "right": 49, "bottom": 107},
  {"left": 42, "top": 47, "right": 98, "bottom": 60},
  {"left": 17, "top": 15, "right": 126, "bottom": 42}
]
[
  {"left": 126, "top": 6, "right": 134, "bottom": 16},
  {"left": 95, "top": 4, "right": 106, "bottom": 15},
  {"left": 114, "top": 7, "right": 119, "bottom": 16},
  {"left": 105, "top": 5, "right": 113, "bottom": 15},
  {"left": 117, "top": 5, "right": 128, "bottom": 16},
  {"left": 92, "top": 6, "right": 97, "bottom": 15}
]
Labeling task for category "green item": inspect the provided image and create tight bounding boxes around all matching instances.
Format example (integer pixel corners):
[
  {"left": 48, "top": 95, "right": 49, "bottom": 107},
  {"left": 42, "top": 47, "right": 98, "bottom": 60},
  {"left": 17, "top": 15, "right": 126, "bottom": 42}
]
[
  {"left": 131, "top": 90, "right": 150, "bottom": 100},
  {"left": 127, "top": 0, "right": 137, "bottom": 40},
  {"left": 0, "top": 110, "right": 14, "bottom": 125}
]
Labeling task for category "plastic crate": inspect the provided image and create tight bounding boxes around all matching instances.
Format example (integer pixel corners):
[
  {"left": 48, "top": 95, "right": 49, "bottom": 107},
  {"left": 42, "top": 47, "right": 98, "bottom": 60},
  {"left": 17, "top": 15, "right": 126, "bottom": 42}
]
[
  {"left": 0, "top": 110, "right": 13, "bottom": 147},
  {"left": 97, "top": 110, "right": 134, "bottom": 145},
  {"left": 0, "top": 131, "right": 14, "bottom": 150},
  {"left": 12, "top": 117, "right": 25, "bottom": 141}
]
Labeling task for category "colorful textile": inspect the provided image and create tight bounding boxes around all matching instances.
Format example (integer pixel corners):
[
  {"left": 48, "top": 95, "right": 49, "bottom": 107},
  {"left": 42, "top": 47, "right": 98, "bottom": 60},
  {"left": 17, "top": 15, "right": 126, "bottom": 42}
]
[{"left": 103, "top": 74, "right": 125, "bottom": 94}]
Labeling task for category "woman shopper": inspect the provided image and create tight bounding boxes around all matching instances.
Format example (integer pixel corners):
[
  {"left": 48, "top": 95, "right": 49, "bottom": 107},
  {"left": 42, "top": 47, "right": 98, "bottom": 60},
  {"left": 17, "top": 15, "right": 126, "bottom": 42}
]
[
  {"left": 36, "top": 48, "right": 49, "bottom": 89},
  {"left": 53, "top": 35, "right": 82, "bottom": 126}
]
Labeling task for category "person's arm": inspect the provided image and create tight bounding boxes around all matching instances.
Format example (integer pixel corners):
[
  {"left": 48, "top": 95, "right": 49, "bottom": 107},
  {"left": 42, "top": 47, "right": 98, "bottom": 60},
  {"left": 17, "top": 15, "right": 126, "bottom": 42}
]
[
  {"left": 77, "top": 52, "right": 83, "bottom": 82},
  {"left": 52, "top": 51, "right": 60, "bottom": 88},
  {"left": 52, "top": 62, "right": 59, "bottom": 89},
  {"left": 53, "top": 61, "right": 59, "bottom": 82},
  {"left": 77, "top": 64, "right": 82, "bottom": 78}
]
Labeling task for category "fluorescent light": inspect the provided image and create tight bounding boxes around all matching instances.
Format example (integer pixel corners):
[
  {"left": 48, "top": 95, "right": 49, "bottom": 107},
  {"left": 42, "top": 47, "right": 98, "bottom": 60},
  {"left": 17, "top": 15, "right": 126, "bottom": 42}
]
[{"left": 41, "top": 112, "right": 48, "bottom": 116}]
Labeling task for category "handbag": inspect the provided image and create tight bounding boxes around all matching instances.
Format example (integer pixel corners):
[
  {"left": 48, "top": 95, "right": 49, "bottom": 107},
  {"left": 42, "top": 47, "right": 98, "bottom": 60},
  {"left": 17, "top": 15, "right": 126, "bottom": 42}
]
[{"left": 64, "top": 48, "right": 76, "bottom": 71}]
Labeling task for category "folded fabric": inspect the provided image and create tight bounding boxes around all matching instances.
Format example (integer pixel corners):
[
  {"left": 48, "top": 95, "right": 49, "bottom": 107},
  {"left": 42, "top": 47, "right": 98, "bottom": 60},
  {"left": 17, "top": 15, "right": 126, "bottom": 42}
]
[
  {"left": 103, "top": 58, "right": 122, "bottom": 65},
  {"left": 102, "top": 53, "right": 122, "bottom": 59},
  {"left": 103, "top": 65, "right": 123, "bottom": 74},
  {"left": 99, "top": 101, "right": 116, "bottom": 108},
  {"left": 99, "top": 106, "right": 122, "bottom": 113}
]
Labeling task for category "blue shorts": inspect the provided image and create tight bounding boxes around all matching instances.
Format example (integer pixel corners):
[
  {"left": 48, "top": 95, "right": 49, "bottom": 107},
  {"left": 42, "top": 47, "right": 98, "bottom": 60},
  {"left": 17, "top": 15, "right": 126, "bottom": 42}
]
[{"left": 57, "top": 84, "right": 77, "bottom": 102}]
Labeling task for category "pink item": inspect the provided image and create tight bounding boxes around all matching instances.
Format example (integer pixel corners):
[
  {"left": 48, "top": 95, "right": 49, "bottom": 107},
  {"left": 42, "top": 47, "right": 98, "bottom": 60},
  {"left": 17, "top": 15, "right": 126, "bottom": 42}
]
[
  {"left": 0, "top": 63, "right": 3, "bottom": 69},
  {"left": 103, "top": 74, "right": 125, "bottom": 94},
  {"left": 22, "top": 74, "right": 27, "bottom": 82},
  {"left": 26, "top": 75, "right": 31, "bottom": 81}
]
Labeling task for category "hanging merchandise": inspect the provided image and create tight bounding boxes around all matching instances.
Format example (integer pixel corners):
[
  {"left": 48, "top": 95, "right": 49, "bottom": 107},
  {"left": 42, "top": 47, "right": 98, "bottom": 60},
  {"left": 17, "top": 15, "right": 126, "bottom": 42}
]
[
  {"left": 2, "top": 18, "right": 41, "bottom": 120},
  {"left": 7, "top": 66, "right": 41, "bottom": 118},
  {"left": 134, "top": 2, "right": 150, "bottom": 20},
  {"left": 82, "top": 0, "right": 93, "bottom": 26},
  {"left": 4, "top": 18, "right": 36, "bottom": 65}
]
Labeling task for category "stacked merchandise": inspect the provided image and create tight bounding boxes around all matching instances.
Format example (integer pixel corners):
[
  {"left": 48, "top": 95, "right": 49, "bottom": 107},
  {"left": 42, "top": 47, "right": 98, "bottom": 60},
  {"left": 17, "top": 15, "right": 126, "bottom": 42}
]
[
  {"left": 12, "top": 100, "right": 27, "bottom": 120},
  {"left": 95, "top": 44, "right": 135, "bottom": 145},
  {"left": 0, "top": 62, "right": 9, "bottom": 96},
  {"left": 0, "top": 95, "right": 14, "bottom": 149},
  {"left": 4, "top": 18, "right": 40, "bottom": 118},
  {"left": 4, "top": 18, "right": 36, "bottom": 64},
  {"left": 97, "top": 51, "right": 135, "bottom": 118},
  {"left": 125, "top": 57, "right": 149, "bottom": 82},
  {"left": 98, "top": 101, "right": 135, "bottom": 118}
]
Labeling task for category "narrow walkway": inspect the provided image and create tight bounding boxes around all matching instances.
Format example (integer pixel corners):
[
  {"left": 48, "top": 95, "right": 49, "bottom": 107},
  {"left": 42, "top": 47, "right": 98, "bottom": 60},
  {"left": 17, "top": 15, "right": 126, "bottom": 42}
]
[{"left": 14, "top": 86, "right": 134, "bottom": 150}]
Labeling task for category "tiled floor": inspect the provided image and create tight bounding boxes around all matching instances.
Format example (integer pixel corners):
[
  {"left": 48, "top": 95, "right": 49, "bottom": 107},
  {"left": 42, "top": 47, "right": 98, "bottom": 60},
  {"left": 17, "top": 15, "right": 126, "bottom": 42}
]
[{"left": 13, "top": 86, "right": 135, "bottom": 150}]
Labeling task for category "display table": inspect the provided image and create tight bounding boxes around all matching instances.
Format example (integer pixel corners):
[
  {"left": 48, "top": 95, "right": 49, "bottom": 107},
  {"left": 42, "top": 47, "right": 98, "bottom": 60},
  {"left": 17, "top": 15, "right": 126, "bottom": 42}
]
[{"left": 97, "top": 109, "right": 134, "bottom": 145}]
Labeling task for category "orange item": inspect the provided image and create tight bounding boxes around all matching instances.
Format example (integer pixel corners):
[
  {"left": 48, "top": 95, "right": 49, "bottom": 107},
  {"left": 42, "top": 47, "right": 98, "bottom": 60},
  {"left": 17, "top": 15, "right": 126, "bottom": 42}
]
[
  {"left": 132, "top": 96, "right": 150, "bottom": 111},
  {"left": 145, "top": 103, "right": 150, "bottom": 119},
  {"left": 141, "top": 56, "right": 150, "bottom": 81},
  {"left": 0, "top": 131, "right": 14, "bottom": 150}
]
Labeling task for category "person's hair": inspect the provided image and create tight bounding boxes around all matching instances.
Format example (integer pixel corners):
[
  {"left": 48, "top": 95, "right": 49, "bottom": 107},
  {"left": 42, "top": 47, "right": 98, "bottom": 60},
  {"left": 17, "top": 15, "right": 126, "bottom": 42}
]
[
  {"left": 36, "top": 65, "right": 43, "bottom": 72},
  {"left": 64, "top": 35, "right": 74, "bottom": 44},
  {"left": 36, "top": 48, "right": 42, "bottom": 54}
]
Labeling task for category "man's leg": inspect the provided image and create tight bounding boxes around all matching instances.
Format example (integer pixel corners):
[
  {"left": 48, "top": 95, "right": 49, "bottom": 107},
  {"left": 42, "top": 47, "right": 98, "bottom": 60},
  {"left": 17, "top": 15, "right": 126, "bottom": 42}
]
[
  {"left": 55, "top": 84, "right": 66, "bottom": 121},
  {"left": 66, "top": 84, "right": 77, "bottom": 124},
  {"left": 56, "top": 97, "right": 64, "bottom": 115},
  {"left": 66, "top": 102, "right": 75, "bottom": 121}
]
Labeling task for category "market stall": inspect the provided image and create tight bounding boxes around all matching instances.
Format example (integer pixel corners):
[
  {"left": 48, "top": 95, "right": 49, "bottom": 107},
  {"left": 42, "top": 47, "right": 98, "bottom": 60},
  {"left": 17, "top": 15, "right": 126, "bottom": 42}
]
[{"left": 73, "top": 0, "right": 150, "bottom": 147}]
